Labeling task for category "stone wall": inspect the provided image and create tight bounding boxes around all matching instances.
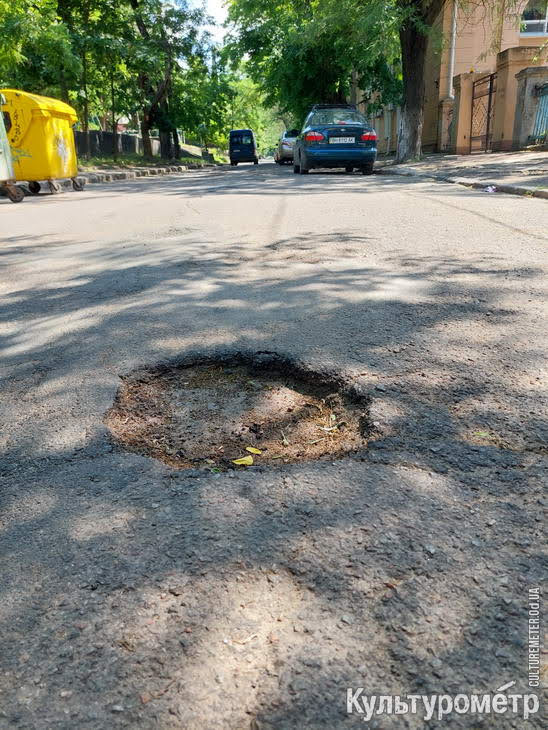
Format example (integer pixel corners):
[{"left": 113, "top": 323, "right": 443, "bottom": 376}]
[
  {"left": 513, "top": 67, "right": 548, "bottom": 148},
  {"left": 451, "top": 46, "right": 548, "bottom": 154},
  {"left": 491, "top": 46, "right": 547, "bottom": 151}
]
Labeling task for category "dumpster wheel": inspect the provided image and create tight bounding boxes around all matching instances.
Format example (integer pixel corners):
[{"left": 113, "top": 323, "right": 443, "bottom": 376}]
[
  {"left": 28, "top": 181, "right": 41, "bottom": 195},
  {"left": 71, "top": 177, "right": 84, "bottom": 192},
  {"left": 5, "top": 184, "right": 25, "bottom": 203},
  {"left": 48, "top": 180, "right": 62, "bottom": 194}
]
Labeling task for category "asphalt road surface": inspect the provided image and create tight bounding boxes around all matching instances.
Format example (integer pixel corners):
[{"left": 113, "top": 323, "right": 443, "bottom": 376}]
[{"left": 1, "top": 162, "right": 547, "bottom": 728}]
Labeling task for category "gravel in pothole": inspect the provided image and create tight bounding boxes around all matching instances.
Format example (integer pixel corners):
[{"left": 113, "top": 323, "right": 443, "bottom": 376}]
[{"left": 105, "top": 362, "right": 371, "bottom": 469}]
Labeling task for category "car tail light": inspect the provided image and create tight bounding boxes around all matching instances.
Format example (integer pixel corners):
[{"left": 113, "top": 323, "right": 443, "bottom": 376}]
[
  {"left": 304, "top": 131, "right": 325, "bottom": 142},
  {"left": 360, "top": 131, "right": 377, "bottom": 141}
]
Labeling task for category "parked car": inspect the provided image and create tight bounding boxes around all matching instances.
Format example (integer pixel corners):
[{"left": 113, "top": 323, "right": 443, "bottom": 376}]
[
  {"left": 293, "top": 104, "right": 377, "bottom": 175},
  {"left": 274, "top": 129, "right": 300, "bottom": 164},
  {"left": 229, "top": 129, "right": 259, "bottom": 166}
]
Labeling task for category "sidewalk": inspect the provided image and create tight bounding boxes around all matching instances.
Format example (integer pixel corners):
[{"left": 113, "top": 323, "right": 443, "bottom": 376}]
[{"left": 377, "top": 150, "right": 548, "bottom": 199}]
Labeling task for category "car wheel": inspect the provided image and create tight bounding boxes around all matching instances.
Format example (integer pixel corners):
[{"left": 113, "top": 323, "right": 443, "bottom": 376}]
[
  {"left": 361, "top": 162, "right": 374, "bottom": 175},
  {"left": 345, "top": 166, "right": 353, "bottom": 173},
  {"left": 293, "top": 162, "right": 300, "bottom": 174},
  {"left": 254, "top": 159, "right": 259, "bottom": 165},
  {"left": 299, "top": 155, "right": 309, "bottom": 175}
]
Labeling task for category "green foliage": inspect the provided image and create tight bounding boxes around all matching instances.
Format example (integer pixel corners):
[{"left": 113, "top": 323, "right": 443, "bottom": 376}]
[
  {"left": 169, "top": 57, "right": 283, "bottom": 154},
  {"left": 226, "top": 75, "right": 284, "bottom": 153},
  {"left": 0, "top": 0, "right": 399, "bottom": 160},
  {"left": 225, "top": 0, "right": 403, "bottom": 124},
  {"left": 0, "top": 0, "right": 80, "bottom": 90},
  {"left": 7, "top": 23, "right": 81, "bottom": 97},
  {"left": 0, "top": 0, "right": 216, "bottom": 147},
  {"left": 170, "top": 56, "right": 234, "bottom": 147},
  {"left": 0, "top": 0, "right": 528, "bottom": 164}
]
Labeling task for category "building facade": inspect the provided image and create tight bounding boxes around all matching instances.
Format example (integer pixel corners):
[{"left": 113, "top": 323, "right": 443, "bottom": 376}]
[{"left": 372, "top": 0, "right": 548, "bottom": 154}]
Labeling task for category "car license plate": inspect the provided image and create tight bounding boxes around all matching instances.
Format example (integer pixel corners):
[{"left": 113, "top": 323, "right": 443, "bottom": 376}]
[{"left": 330, "top": 137, "right": 354, "bottom": 144}]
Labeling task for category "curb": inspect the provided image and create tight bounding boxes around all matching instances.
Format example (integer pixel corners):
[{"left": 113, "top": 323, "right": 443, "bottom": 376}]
[
  {"left": 79, "top": 163, "right": 216, "bottom": 185},
  {"left": 2, "top": 163, "right": 219, "bottom": 197},
  {"left": 377, "top": 166, "right": 548, "bottom": 200}
]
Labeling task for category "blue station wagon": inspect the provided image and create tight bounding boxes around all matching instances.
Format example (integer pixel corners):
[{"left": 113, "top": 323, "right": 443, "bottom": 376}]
[{"left": 293, "top": 104, "right": 377, "bottom": 175}]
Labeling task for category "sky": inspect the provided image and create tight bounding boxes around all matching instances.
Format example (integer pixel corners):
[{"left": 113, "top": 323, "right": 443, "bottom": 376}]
[{"left": 204, "top": 0, "right": 229, "bottom": 43}]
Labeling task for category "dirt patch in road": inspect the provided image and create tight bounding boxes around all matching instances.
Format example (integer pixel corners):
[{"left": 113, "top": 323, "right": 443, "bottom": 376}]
[{"left": 106, "top": 357, "right": 372, "bottom": 469}]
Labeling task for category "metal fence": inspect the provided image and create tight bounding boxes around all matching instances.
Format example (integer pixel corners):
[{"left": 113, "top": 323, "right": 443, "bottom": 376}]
[{"left": 73, "top": 130, "right": 161, "bottom": 157}]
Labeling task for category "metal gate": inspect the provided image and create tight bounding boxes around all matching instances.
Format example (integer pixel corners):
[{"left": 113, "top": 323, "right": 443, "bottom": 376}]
[
  {"left": 529, "top": 83, "right": 548, "bottom": 145},
  {"left": 470, "top": 73, "right": 497, "bottom": 153}
]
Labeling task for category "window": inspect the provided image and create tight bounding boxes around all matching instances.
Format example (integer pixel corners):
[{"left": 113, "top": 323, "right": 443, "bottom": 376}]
[
  {"left": 230, "top": 133, "right": 253, "bottom": 145},
  {"left": 521, "top": 0, "right": 548, "bottom": 34},
  {"left": 306, "top": 109, "right": 368, "bottom": 126}
]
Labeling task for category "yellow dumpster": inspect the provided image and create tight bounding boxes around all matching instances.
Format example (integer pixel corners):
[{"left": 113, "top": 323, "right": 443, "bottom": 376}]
[{"left": 0, "top": 89, "right": 83, "bottom": 194}]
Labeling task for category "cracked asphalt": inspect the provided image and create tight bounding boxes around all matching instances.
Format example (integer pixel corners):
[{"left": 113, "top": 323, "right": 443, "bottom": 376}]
[{"left": 1, "top": 162, "right": 547, "bottom": 728}]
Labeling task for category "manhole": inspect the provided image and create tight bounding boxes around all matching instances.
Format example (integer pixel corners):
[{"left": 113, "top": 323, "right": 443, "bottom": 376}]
[{"left": 105, "top": 353, "right": 372, "bottom": 469}]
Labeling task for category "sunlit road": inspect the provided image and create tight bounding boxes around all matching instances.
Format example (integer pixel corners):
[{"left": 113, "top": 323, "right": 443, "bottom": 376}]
[{"left": 1, "top": 162, "right": 547, "bottom": 728}]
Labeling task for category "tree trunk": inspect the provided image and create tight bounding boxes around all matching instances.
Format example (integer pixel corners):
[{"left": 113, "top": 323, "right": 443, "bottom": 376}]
[
  {"left": 59, "top": 70, "right": 70, "bottom": 104},
  {"left": 129, "top": 1, "right": 173, "bottom": 161},
  {"left": 141, "top": 113, "right": 153, "bottom": 158},
  {"left": 111, "top": 68, "right": 118, "bottom": 160},
  {"left": 396, "top": 21, "right": 429, "bottom": 162},
  {"left": 172, "top": 128, "right": 181, "bottom": 159},
  {"left": 350, "top": 69, "right": 358, "bottom": 105},
  {"left": 158, "top": 100, "right": 173, "bottom": 159},
  {"left": 159, "top": 130, "right": 172, "bottom": 159},
  {"left": 82, "top": 50, "right": 91, "bottom": 159}
]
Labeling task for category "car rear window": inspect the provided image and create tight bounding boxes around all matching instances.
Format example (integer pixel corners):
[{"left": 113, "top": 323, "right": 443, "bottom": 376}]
[
  {"left": 307, "top": 109, "right": 368, "bottom": 126},
  {"left": 231, "top": 133, "right": 253, "bottom": 145}
]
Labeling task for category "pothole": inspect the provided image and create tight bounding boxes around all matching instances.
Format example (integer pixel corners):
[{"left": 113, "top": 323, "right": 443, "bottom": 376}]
[{"left": 105, "top": 353, "right": 373, "bottom": 469}]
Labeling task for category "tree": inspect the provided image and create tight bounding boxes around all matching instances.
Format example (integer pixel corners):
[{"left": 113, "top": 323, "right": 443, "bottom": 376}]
[
  {"left": 0, "top": 0, "right": 80, "bottom": 92},
  {"left": 92, "top": 34, "right": 136, "bottom": 157},
  {"left": 226, "top": 74, "right": 284, "bottom": 154},
  {"left": 225, "top": 0, "right": 402, "bottom": 125},
  {"left": 126, "top": 0, "right": 207, "bottom": 157},
  {"left": 395, "top": 0, "right": 443, "bottom": 161}
]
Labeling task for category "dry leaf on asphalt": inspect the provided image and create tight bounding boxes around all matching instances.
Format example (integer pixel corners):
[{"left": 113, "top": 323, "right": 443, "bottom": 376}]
[{"left": 232, "top": 455, "right": 254, "bottom": 466}]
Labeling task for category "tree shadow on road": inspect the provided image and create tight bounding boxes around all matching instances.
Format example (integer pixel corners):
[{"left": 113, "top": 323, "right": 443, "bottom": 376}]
[{"left": 0, "top": 217, "right": 546, "bottom": 727}]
